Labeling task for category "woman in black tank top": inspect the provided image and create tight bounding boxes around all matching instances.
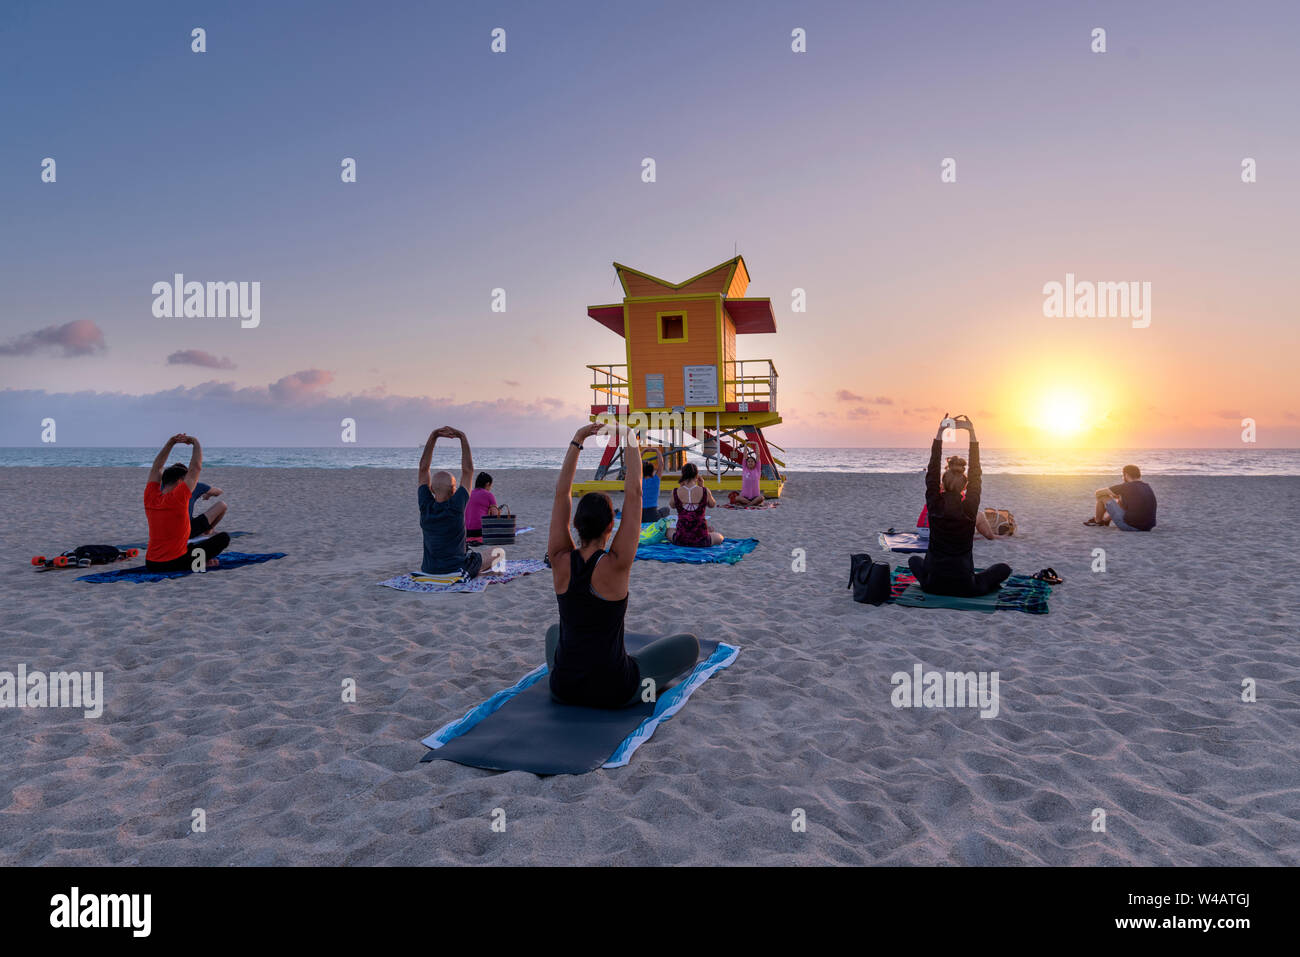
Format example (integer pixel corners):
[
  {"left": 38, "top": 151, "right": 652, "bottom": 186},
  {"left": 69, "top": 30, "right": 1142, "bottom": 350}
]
[{"left": 546, "top": 424, "right": 700, "bottom": 708}]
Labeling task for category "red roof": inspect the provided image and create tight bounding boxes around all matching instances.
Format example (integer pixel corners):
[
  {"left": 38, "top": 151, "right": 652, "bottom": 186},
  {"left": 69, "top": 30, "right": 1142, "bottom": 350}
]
[
  {"left": 724, "top": 298, "right": 777, "bottom": 334},
  {"left": 588, "top": 304, "right": 624, "bottom": 334}
]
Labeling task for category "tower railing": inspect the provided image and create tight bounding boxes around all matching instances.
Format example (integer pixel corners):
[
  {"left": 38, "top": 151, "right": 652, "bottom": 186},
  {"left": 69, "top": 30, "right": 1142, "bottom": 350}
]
[
  {"left": 724, "top": 358, "right": 778, "bottom": 409},
  {"left": 587, "top": 363, "right": 629, "bottom": 405}
]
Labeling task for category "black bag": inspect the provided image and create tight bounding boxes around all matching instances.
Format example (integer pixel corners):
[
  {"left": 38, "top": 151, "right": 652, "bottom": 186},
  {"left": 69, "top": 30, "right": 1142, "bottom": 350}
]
[
  {"left": 480, "top": 505, "right": 516, "bottom": 546},
  {"left": 848, "top": 552, "right": 891, "bottom": 606}
]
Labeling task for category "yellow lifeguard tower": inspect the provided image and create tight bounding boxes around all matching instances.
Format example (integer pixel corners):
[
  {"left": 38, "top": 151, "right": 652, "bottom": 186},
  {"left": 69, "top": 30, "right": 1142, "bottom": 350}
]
[{"left": 574, "top": 256, "right": 786, "bottom": 498}]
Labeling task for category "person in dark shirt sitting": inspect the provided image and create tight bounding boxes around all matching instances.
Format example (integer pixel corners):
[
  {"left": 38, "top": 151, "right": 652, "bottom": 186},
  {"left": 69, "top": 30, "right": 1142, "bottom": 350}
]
[
  {"left": 907, "top": 415, "right": 1012, "bottom": 597},
  {"left": 417, "top": 426, "right": 484, "bottom": 577},
  {"left": 1086, "top": 464, "right": 1157, "bottom": 531}
]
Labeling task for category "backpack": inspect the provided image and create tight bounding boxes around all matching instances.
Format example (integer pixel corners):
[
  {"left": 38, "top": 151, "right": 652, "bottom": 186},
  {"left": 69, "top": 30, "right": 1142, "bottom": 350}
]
[{"left": 848, "top": 552, "right": 891, "bottom": 606}]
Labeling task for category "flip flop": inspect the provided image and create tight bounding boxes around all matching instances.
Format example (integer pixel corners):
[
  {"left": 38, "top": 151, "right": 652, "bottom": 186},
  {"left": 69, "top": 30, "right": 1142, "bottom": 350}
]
[
  {"left": 1083, "top": 518, "right": 1102, "bottom": 526},
  {"left": 1033, "top": 567, "right": 1064, "bottom": 585}
]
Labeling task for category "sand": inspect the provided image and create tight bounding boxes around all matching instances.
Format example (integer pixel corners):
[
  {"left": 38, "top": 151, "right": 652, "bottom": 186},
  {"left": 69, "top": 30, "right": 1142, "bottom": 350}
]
[{"left": 0, "top": 465, "right": 1297, "bottom": 865}]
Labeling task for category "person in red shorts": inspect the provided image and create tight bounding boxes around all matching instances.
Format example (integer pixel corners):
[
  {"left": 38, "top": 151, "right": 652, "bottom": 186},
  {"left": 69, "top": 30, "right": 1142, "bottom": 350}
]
[{"left": 143, "top": 433, "right": 229, "bottom": 571}]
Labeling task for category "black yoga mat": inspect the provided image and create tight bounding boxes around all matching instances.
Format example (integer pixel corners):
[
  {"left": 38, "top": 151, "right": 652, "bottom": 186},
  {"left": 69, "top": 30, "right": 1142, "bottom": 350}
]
[{"left": 421, "top": 634, "right": 730, "bottom": 774}]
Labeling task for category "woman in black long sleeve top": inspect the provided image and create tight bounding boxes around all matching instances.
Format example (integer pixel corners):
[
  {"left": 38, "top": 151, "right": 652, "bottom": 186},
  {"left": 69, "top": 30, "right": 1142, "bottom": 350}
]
[{"left": 908, "top": 416, "right": 1011, "bottom": 597}]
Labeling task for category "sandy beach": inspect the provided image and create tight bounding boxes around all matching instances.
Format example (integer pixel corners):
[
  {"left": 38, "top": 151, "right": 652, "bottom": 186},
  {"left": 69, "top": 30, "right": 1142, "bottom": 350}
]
[{"left": 1, "top": 465, "right": 1297, "bottom": 866}]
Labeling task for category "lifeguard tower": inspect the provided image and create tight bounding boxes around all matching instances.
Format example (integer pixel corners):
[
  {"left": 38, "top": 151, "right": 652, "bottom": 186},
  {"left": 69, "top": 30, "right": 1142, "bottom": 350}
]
[{"left": 573, "top": 256, "right": 786, "bottom": 498}]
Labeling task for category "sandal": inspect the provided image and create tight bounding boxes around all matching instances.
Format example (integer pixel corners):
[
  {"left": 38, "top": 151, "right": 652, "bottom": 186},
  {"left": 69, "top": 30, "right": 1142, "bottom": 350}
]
[
  {"left": 1083, "top": 518, "right": 1102, "bottom": 526},
  {"left": 1033, "top": 567, "right": 1064, "bottom": 585}
]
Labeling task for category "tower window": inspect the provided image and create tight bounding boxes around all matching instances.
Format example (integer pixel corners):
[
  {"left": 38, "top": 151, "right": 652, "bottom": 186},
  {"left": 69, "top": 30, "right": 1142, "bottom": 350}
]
[{"left": 658, "top": 312, "right": 686, "bottom": 342}]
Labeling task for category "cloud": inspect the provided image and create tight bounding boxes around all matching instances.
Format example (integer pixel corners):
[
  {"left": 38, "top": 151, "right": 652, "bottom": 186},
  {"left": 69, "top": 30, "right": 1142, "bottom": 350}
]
[
  {"left": 167, "top": 349, "right": 236, "bottom": 370},
  {"left": 0, "top": 370, "right": 588, "bottom": 446},
  {"left": 503, "top": 379, "right": 520, "bottom": 387},
  {"left": 836, "top": 390, "right": 892, "bottom": 406},
  {"left": 269, "top": 369, "right": 335, "bottom": 403},
  {"left": 846, "top": 406, "right": 878, "bottom": 420},
  {"left": 0, "top": 320, "right": 106, "bottom": 357}
]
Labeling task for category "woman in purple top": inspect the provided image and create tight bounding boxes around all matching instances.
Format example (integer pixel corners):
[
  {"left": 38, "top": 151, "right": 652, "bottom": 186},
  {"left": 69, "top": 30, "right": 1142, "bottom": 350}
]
[
  {"left": 465, "top": 472, "right": 499, "bottom": 538},
  {"left": 733, "top": 444, "right": 765, "bottom": 506},
  {"left": 670, "top": 463, "right": 724, "bottom": 547}
]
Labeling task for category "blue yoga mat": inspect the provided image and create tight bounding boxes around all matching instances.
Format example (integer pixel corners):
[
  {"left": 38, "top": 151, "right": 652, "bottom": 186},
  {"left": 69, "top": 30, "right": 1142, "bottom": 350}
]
[
  {"left": 421, "top": 634, "right": 740, "bottom": 774},
  {"left": 636, "top": 538, "right": 758, "bottom": 565},
  {"left": 76, "top": 551, "right": 286, "bottom": 583}
]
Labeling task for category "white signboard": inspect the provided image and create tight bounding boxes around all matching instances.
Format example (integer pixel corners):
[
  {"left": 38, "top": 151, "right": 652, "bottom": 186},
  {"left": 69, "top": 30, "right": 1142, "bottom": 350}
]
[
  {"left": 644, "top": 374, "right": 665, "bottom": 408},
  {"left": 683, "top": 365, "right": 718, "bottom": 407}
]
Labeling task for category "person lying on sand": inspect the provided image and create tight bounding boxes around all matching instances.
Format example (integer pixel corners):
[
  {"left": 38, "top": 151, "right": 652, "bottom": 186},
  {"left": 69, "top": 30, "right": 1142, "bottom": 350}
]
[
  {"left": 640, "top": 446, "right": 671, "bottom": 524},
  {"left": 732, "top": 444, "right": 765, "bottom": 507},
  {"left": 907, "top": 415, "right": 1011, "bottom": 596},
  {"left": 464, "top": 472, "right": 500, "bottom": 541},
  {"left": 546, "top": 423, "right": 699, "bottom": 708},
  {"left": 418, "top": 426, "right": 483, "bottom": 578},
  {"left": 188, "top": 481, "right": 227, "bottom": 539},
  {"left": 671, "top": 463, "right": 724, "bottom": 547},
  {"left": 144, "top": 433, "right": 230, "bottom": 571},
  {"left": 1086, "top": 464, "right": 1157, "bottom": 531}
]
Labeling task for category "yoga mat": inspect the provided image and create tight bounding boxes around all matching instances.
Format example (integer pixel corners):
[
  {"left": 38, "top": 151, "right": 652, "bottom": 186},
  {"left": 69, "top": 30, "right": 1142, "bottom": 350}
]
[
  {"left": 635, "top": 538, "right": 758, "bottom": 565},
  {"left": 422, "top": 633, "right": 739, "bottom": 774},
  {"left": 76, "top": 551, "right": 286, "bottom": 583},
  {"left": 879, "top": 530, "right": 929, "bottom": 553},
  {"left": 720, "top": 501, "right": 779, "bottom": 510},
  {"left": 888, "top": 566, "right": 1052, "bottom": 615},
  {"left": 378, "top": 558, "right": 547, "bottom": 594},
  {"left": 119, "top": 530, "right": 251, "bottom": 550}
]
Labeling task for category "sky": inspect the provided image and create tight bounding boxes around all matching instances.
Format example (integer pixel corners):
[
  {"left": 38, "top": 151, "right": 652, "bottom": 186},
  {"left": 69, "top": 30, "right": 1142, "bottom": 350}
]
[{"left": 1, "top": 0, "right": 1297, "bottom": 448}]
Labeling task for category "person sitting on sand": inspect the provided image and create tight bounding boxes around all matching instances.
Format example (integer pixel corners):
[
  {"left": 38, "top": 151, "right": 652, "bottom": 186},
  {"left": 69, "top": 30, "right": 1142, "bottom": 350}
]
[
  {"left": 731, "top": 444, "right": 765, "bottom": 507},
  {"left": 144, "top": 433, "right": 230, "bottom": 571},
  {"left": 465, "top": 472, "right": 500, "bottom": 541},
  {"left": 188, "top": 481, "right": 227, "bottom": 539},
  {"left": 418, "top": 426, "right": 482, "bottom": 578},
  {"left": 640, "top": 446, "right": 671, "bottom": 524},
  {"left": 1086, "top": 464, "right": 1157, "bottom": 531},
  {"left": 671, "top": 463, "right": 724, "bottom": 547},
  {"left": 919, "top": 457, "right": 1005, "bottom": 540},
  {"left": 907, "top": 415, "right": 1011, "bottom": 596},
  {"left": 546, "top": 423, "right": 700, "bottom": 708}
]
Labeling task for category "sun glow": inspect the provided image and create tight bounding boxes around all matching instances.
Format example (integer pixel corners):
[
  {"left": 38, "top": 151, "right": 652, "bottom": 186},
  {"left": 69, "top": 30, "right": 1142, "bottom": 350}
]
[{"left": 1036, "top": 390, "right": 1088, "bottom": 436}]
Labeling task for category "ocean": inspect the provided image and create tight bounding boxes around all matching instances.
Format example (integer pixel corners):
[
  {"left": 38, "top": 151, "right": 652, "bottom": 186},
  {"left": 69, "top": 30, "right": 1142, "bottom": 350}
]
[{"left": 1, "top": 447, "right": 1296, "bottom": 475}]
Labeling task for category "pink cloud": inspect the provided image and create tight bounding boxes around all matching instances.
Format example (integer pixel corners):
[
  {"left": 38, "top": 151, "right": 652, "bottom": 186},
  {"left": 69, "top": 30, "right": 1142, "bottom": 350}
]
[
  {"left": 0, "top": 319, "right": 106, "bottom": 357},
  {"left": 167, "top": 349, "right": 236, "bottom": 370}
]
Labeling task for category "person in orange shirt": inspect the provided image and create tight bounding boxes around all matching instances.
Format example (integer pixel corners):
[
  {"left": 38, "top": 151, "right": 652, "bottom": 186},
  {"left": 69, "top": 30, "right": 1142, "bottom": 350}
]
[{"left": 143, "top": 433, "right": 230, "bottom": 571}]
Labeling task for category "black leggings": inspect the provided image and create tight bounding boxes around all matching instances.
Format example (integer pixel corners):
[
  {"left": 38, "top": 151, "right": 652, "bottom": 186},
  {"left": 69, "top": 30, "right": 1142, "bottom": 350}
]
[
  {"left": 908, "top": 554, "right": 1011, "bottom": 597},
  {"left": 145, "top": 532, "right": 231, "bottom": 572},
  {"left": 641, "top": 506, "right": 670, "bottom": 524},
  {"left": 545, "top": 625, "right": 700, "bottom": 707}
]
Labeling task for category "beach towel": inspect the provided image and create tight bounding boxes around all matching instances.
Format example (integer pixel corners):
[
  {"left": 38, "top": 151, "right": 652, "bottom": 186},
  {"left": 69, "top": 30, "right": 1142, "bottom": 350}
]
[
  {"left": 888, "top": 566, "right": 1052, "bottom": 615},
  {"left": 119, "top": 530, "right": 251, "bottom": 551},
  {"left": 76, "top": 551, "right": 286, "bottom": 583},
  {"left": 879, "top": 530, "right": 930, "bottom": 553},
  {"left": 421, "top": 633, "right": 739, "bottom": 774},
  {"left": 378, "top": 558, "right": 547, "bottom": 594},
  {"left": 636, "top": 537, "right": 758, "bottom": 565}
]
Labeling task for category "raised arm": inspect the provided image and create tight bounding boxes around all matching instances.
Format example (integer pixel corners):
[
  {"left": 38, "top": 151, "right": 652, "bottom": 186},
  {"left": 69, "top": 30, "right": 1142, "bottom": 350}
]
[
  {"left": 925, "top": 417, "right": 945, "bottom": 506},
  {"left": 957, "top": 416, "right": 981, "bottom": 516},
  {"left": 652, "top": 446, "right": 664, "bottom": 475},
  {"left": 452, "top": 429, "right": 474, "bottom": 493},
  {"left": 181, "top": 436, "right": 203, "bottom": 489},
  {"left": 148, "top": 434, "right": 184, "bottom": 484},
  {"left": 418, "top": 428, "right": 444, "bottom": 487},
  {"left": 605, "top": 428, "right": 642, "bottom": 571},
  {"left": 549, "top": 423, "right": 602, "bottom": 561}
]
